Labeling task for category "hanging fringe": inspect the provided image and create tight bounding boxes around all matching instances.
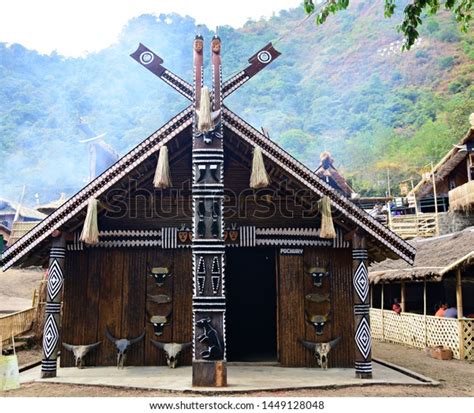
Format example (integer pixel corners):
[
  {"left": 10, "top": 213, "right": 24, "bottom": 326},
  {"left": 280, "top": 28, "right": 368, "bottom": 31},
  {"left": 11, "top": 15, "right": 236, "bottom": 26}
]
[
  {"left": 197, "top": 86, "right": 214, "bottom": 132},
  {"left": 250, "top": 147, "right": 270, "bottom": 189},
  {"left": 319, "top": 196, "right": 336, "bottom": 239},
  {"left": 80, "top": 198, "right": 99, "bottom": 245},
  {"left": 153, "top": 145, "right": 172, "bottom": 189}
]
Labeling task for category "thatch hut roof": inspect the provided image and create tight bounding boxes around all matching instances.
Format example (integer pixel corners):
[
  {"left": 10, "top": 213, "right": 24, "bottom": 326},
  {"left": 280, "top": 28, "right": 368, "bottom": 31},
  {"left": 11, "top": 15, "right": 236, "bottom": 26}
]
[
  {"left": 369, "top": 226, "right": 474, "bottom": 284},
  {"left": 36, "top": 193, "right": 67, "bottom": 215},
  {"left": 411, "top": 127, "right": 474, "bottom": 198}
]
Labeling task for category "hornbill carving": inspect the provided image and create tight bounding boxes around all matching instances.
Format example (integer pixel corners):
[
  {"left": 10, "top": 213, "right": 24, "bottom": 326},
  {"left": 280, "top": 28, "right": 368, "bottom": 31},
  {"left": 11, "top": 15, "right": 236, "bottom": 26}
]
[
  {"left": 104, "top": 327, "right": 145, "bottom": 369},
  {"left": 150, "top": 340, "right": 192, "bottom": 368},
  {"left": 299, "top": 337, "right": 342, "bottom": 370},
  {"left": 62, "top": 342, "right": 101, "bottom": 368}
]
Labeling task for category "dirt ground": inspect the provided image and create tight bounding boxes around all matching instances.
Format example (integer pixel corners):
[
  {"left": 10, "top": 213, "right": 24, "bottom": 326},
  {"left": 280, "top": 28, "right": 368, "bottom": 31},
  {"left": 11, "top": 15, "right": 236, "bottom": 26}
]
[
  {"left": 2, "top": 341, "right": 473, "bottom": 397},
  {"left": 0, "top": 267, "right": 43, "bottom": 314}
]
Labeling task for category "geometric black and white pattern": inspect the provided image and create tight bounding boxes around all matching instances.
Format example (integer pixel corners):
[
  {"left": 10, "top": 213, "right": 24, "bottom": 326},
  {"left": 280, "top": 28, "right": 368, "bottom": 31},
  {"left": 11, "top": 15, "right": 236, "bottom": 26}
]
[
  {"left": 355, "top": 316, "right": 372, "bottom": 360},
  {"left": 47, "top": 259, "right": 64, "bottom": 301},
  {"left": 353, "top": 261, "right": 369, "bottom": 303},
  {"left": 43, "top": 314, "right": 59, "bottom": 359}
]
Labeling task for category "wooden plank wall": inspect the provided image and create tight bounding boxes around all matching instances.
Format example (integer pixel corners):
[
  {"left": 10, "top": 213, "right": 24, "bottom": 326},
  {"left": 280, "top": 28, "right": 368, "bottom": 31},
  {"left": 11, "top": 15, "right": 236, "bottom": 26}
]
[
  {"left": 61, "top": 248, "right": 192, "bottom": 367},
  {"left": 278, "top": 247, "right": 354, "bottom": 368}
]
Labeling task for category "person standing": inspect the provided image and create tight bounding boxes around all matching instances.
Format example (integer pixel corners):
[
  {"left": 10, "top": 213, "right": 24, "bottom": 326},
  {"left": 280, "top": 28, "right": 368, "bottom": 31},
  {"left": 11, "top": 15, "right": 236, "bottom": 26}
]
[
  {"left": 435, "top": 303, "right": 447, "bottom": 317},
  {"left": 444, "top": 304, "right": 458, "bottom": 318}
]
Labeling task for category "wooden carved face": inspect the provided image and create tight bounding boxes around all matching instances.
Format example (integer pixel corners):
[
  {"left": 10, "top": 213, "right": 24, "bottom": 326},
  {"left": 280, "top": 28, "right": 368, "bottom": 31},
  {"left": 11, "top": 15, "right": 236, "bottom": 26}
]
[
  {"left": 194, "top": 39, "right": 203, "bottom": 53},
  {"left": 211, "top": 39, "right": 221, "bottom": 54}
]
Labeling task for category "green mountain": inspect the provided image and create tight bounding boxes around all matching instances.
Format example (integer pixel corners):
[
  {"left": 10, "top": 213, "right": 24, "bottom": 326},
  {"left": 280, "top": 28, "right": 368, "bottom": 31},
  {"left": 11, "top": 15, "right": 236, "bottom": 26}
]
[{"left": 1, "top": 1, "right": 473, "bottom": 203}]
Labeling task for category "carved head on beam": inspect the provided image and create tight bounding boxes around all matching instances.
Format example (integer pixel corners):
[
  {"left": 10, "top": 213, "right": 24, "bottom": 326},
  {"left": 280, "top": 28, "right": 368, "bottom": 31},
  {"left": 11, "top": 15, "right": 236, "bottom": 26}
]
[
  {"left": 211, "top": 35, "right": 221, "bottom": 54},
  {"left": 299, "top": 337, "right": 341, "bottom": 370},
  {"left": 305, "top": 310, "right": 331, "bottom": 336},
  {"left": 150, "top": 341, "right": 192, "bottom": 368},
  {"left": 147, "top": 264, "right": 171, "bottom": 287},
  {"left": 105, "top": 327, "right": 145, "bottom": 369},
  {"left": 62, "top": 342, "right": 101, "bottom": 368},
  {"left": 306, "top": 266, "right": 330, "bottom": 287},
  {"left": 194, "top": 35, "right": 204, "bottom": 54}
]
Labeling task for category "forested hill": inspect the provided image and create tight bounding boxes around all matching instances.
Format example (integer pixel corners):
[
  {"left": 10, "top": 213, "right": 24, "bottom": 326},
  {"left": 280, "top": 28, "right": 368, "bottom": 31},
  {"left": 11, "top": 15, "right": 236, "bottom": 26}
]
[{"left": 1, "top": 0, "right": 473, "bottom": 203}]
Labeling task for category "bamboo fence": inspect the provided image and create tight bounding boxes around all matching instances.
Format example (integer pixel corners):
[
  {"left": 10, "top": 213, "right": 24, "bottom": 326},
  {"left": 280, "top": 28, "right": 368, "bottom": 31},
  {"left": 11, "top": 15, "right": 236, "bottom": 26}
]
[{"left": 371, "top": 308, "right": 474, "bottom": 360}]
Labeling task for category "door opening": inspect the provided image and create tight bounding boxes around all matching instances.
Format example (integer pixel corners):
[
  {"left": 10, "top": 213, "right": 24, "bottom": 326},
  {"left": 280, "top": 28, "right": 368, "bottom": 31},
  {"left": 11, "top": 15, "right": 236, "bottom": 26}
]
[{"left": 226, "top": 247, "right": 277, "bottom": 362}]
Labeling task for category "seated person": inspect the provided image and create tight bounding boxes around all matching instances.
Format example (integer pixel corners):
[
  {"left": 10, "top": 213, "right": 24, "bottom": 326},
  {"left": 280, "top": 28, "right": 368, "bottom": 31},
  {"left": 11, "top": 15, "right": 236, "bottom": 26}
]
[
  {"left": 392, "top": 298, "right": 402, "bottom": 314},
  {"left": 435, "top": 303, "right": 447, "bottom": 317},
  {"left": 444, "top": 305, "right": 458, "bottom": 318}
]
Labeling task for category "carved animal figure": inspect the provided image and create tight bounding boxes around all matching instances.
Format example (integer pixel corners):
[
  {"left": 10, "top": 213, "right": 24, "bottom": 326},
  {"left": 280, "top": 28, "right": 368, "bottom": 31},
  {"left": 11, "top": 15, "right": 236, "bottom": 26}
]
[
  {"left": 299, "top": 337, "right": 341, "bottom": 370},
  {"left": 196, "top": 317, "right": 223, "bottom": 360},
  {"left": 305, "top": 293, "right": 330, "bottom": 303},
  {"left": 150, "top": 341, "right": 192, "bottom": 368},
  {"left": 147, "top": 265, "right": 171, "bottom": 286},
  {"left": 62, "top": 342, "right": 101, "bottom": 368},
  {"left": 105, "top": 327, "right": 145, "bottom": 369},
  {"left": 305, "top": 311, "right": 331, "bottom": 335},
  {"left": 148, "top": 311, "right": 172, "bottom": 336},
  {"left": 306, "top": 266, "right": 330, "bottom": 287}
]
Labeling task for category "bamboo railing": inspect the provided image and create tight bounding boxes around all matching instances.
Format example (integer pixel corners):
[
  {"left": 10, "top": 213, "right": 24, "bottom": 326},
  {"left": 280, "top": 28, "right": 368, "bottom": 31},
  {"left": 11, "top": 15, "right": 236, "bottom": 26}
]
[
  {"left": 388, "top": 212, "right": 438, "bottom": 239},
  {"left": 370, "top": 308, "right": 474, "bottom": 360}
]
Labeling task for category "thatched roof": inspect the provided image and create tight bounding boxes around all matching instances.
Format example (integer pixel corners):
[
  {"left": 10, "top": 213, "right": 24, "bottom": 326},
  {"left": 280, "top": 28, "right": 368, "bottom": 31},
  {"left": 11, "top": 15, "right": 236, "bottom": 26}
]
[
  {"left": 369, "top": 226, "right": 474, "bottom": 284},
  {"left": 0, "top": 198, "right": 46, "bottom": 221},
  {"left": 412, "top": 127, "right": 474, "bottom": 198},
  {"left": 7, "top": 221, "right": 40, "bottom": 246},
  {"left": 315, "top": 151, "right": 355, "bottom": 197},
  {"left": 36, "top": 193, "right": 67, "bottom": 215}
]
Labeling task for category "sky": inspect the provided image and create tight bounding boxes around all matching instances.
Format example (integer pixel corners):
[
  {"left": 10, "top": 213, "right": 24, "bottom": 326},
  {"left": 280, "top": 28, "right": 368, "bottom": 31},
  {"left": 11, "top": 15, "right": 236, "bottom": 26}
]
[{"left": 0, "top": 0, "right": 302, "bottom": 57}]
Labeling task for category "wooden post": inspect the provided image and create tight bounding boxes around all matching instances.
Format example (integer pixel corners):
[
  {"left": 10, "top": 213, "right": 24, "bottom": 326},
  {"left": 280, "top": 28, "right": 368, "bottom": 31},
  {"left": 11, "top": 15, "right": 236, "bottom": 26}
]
[
  {"left": 352, "top": 230, "right": 372, "bottom": 379},
  {"left": 41, "top": 232, "right": 66, "bottom": 378},
  {"left": 423, "top": 278, "right": 427, "bottom": 346},
  {"left": 191, "top": 35, "right": 227, "bottom": 387},
  {"left": 456, "top": 268, "right": 463, "bottom": 319},
  {"left": 400, "top": 281, "right": 406, "bottom": 312},
  {"left": 381, "top": 282, "right": 385, "bottom": 341},
  {"left": 431, "top": 161, "right": 440, "bottom": 236}
]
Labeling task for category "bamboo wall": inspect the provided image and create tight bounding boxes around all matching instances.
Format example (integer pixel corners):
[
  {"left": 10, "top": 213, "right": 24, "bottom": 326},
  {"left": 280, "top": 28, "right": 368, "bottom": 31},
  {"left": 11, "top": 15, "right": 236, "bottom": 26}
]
[{"left": 61, "top": 245, "right": 354, "bottom": 368}]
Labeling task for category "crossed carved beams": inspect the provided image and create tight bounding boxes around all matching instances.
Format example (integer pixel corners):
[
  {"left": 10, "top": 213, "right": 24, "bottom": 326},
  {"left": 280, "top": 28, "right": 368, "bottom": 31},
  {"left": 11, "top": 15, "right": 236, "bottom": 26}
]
[{"left": 130, "top": 42, "right": 281, "bottom": 102}]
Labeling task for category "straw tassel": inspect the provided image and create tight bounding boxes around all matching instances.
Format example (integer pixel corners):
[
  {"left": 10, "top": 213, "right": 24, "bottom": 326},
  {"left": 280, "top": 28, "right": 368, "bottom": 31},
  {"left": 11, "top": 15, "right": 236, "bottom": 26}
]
[
  {"left": 197, "top": 86, "right": 214, "bottom": 132},
  {"left": 319, "top": 196, "right": 336, "bottom": 239},
  {"left": 80, "top": 198, "right": 99, "bottom": 245},
  {"left": 250, "top": 147, "right": 270, "bottom": 189},
  {"left": 153, "top": 146, "right": 172, "bottom": 189}
]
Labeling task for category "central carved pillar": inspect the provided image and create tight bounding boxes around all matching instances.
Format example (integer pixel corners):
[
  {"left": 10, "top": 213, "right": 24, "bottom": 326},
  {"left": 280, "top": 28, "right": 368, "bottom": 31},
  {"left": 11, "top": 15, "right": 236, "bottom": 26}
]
[
  {"left": 352, "top": 230, "right": 372, "bottom": 378},
  {"left": 41, "top": 232, "right": 66, "bottom": 378},
  {"left": 191, "top": 35, "right": 227, "bottom": 387}
]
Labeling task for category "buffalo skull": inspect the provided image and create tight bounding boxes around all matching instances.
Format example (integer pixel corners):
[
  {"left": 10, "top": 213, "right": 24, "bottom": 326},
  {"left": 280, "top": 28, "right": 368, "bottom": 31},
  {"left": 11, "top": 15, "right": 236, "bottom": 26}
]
[
  {"left": 150, "top": 341, "right": 192, "bottom": 368},
  {"left": 147, "top": 265, "right": 171, "bottom": 287},
  {"left": 62, "top": 342, "right": 101, "bottom": 368},
  {"left": 305, "top": 310, "right": 330, "bottom": 335},
  {"left": 105, "top": 327, "right": 145, "bottom": 369},
  {"left": 306, "top": 266, "right": 330, "bottom": 287},
  {"left": 300, "top": 337, "right": 341, "bottom": 370}
]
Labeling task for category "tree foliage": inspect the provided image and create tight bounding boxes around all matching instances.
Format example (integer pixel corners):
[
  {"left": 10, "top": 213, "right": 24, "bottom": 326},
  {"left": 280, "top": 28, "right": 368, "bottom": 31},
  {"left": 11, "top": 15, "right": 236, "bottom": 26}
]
[{"left": 304, "top": 0, "right": 472, "bottom": 49}]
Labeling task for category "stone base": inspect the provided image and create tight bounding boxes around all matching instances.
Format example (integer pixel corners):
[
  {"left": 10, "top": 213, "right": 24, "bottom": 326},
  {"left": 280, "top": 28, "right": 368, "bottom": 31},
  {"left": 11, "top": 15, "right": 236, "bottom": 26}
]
[
  {"left": 192, "top": 360, "right": 227, "bottom": 387},
  {"left": 356, "top": 372, "right": 373, "bottom": 379},
  {"left": 41, "top": 370, "right": 57, "bottom": 379}
]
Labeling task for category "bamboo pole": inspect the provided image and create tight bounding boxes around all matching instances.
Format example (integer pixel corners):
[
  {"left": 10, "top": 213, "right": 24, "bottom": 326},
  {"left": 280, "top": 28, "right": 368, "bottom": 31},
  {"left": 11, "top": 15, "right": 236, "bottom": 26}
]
[
  {"left": 456, "top": 268, "right": 463, "bottom": 319},
  {"left": 401, "top": 281, "right": 406, "bottom": 312},
  {"left": 423, "top": 278, "right": 427, "bottom": 346},
  {"left": 431, "top": 161, "right": 440, "bottom": 236},
  {"left": 381, "top": 283, "right": 385, "bottom": 341},
  {"left": 457, "top": 266, "right": 465, "bottom": 360}
]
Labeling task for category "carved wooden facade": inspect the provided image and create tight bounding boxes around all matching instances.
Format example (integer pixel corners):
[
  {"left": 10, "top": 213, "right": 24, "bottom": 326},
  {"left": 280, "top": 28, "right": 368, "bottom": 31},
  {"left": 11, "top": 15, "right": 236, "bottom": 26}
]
[{"left": 1, "top": 36, "right": 415, "bottom": 386}]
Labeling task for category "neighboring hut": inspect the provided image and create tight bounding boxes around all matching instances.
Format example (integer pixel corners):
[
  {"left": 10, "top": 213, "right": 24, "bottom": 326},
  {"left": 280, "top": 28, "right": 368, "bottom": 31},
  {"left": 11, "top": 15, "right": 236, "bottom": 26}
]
[
  {"left": 0, "top": 223, "right": 10, "bottom": 251},
  {"left": 315, "top": 151, "right": 355, "bottom": 198},
  {"left": 411, "top": 122, "right": 474, "bottom": 217},
  {"left": 369, "top": 227, "right": 474, "bottom": 360},
  {"left": 36, "top": 193, "right": 67, "bottom": 216},
  {"left": 1, "top": 37, "right": 415, "bottom": 387},
  {"left": 0, "top": 198, "right": 45, "bottom": 230}
]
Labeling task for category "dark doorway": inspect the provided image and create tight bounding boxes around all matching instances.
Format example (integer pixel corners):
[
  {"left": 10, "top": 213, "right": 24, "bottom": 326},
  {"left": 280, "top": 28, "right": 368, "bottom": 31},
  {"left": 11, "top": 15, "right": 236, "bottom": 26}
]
[{"left": 226, "top": 247, "right": 277, "bottom": 362}]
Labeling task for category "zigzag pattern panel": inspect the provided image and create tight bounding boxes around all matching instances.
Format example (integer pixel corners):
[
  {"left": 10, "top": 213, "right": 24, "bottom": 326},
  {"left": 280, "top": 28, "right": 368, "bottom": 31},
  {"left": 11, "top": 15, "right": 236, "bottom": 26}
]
[
  {"left": 43, "top": 314, "right": 59, "bottom": 359},
  {"left": 355, "top": 316, "right": 372, "bottom": 360},
  {"left": 47, "top": 259, "right": 64, "bottom": 301},
  {"left": 353, "top": 261, "right": 369, "bottom": 303}
]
